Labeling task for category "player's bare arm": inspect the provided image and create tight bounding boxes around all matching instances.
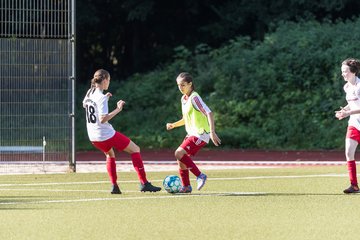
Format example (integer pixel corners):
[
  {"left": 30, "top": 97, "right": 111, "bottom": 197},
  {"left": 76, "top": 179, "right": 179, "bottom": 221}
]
[
  {"left": 341, "top": 105, "right": 350, "bottom": 111},
  {"left": 206, "top": 112, "right": 221, "bottom": 146},
  {"left": 166, "top": 118, "right": 185, "bottom": 130},
  {"left": 335, "top": 105, "right": 348, "bottom": 120},
  {"left": 100, "top": 100, "right": 125, "bottom": 123},
  {"left": 336, "top": 107, "right": 360, "bottom": 120}
]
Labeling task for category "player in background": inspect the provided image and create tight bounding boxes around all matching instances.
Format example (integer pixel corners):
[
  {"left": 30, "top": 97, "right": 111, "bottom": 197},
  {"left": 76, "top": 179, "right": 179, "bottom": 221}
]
[
  {"left": 83, "top": 69, "right": 161, "bottom": 194},
  {"left": 335, "top": 58, "right": 360, "bottom": 194},
  {"left": 166, "top": 72, "right": 221, "bottom": 193}
]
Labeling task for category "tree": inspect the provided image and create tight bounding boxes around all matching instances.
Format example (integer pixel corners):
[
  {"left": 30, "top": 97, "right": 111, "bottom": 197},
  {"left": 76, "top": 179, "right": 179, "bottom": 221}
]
[{"left": 76, "top": 0, "right": 360, "bottom": 83}]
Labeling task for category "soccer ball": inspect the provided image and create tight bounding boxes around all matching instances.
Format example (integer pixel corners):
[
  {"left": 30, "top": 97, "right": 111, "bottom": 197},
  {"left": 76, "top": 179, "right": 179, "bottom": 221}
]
[{"left": 163, "top": 175, "right": 182, "bottom": 193}]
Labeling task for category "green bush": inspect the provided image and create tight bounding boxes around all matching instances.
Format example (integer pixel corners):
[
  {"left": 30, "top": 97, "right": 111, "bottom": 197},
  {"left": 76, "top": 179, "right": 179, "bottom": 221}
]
[{"left": 77, "top": 18, "right": 360, "bottom": 151}]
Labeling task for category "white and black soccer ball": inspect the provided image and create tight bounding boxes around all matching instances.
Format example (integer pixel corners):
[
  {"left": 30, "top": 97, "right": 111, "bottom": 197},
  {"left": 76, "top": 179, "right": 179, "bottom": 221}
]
[{"left": 163, "top": 175, "right": 181, "bottom": 193}]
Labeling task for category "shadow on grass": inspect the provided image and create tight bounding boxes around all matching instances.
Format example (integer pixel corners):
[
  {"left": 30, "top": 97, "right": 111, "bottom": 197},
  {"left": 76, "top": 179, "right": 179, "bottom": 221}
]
[
  {"left": 0, "top": 196, "right": 47, "bottom": 209},
  {"left": 187, "top": 192, "right": 348, "bottom": 197},
  {"left": 266, "top": 192, "right": 349, "bottom": 196},
  {"left": 180, "top": 192, "right": 268, "bottom": 197},
  {"left": 0, "top": 207, "right": 38, "bottom": 210}
]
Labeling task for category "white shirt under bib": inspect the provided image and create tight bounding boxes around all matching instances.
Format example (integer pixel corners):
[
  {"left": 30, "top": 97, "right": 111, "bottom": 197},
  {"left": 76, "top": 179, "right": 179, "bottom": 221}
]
[{"left": 344, "top": 77, "right": 360, "bottom": 131}]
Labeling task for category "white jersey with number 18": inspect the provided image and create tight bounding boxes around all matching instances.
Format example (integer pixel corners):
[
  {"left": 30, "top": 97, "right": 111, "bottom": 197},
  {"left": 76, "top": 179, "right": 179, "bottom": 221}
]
[{"left": 82, "top": 88, "right": 115, "bottom": 141}]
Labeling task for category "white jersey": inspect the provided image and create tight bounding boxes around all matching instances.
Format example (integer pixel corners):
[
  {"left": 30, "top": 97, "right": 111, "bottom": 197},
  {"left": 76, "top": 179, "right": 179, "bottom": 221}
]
[
  {"left": 82, "top": 88, "right": 115, "bottom": 141},
  {"left": 344, "top": 77, "right": 360, "bottom": 130},
  {"left": 181, "top": 93, "right": 212, "bottom": 143}
]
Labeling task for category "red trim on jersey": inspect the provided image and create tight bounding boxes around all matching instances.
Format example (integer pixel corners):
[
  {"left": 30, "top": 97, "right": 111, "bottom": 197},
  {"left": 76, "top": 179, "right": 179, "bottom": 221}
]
[{"left": 193, "top": 96, "right": 207, "bottom": 115}]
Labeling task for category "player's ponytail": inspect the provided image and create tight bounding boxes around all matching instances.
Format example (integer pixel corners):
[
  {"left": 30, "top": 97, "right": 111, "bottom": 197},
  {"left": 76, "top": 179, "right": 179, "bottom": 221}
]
[
  {"left": 87, "top": 69, "right": 110, "bottom": 97},
  {"left": 93, "top": 69, "right": 110, "bottom": 84}
]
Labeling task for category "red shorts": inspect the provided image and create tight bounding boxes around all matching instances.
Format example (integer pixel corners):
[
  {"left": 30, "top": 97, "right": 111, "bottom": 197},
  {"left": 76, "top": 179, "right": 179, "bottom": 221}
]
[
  {"left": 91, "top": 131, "right": 131, "bottom": 153},
  {"left": 180, "top": 136, "right": 207, "bottom": 156},
  {"left": 346, "top": 126, "right": 360, "bottom": 143}
]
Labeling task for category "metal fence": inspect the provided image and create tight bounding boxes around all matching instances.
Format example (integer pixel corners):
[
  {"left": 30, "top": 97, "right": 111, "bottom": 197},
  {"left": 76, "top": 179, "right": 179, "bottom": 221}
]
[{"left": 0, "top": 0, "right": 75, "bottom": 174}]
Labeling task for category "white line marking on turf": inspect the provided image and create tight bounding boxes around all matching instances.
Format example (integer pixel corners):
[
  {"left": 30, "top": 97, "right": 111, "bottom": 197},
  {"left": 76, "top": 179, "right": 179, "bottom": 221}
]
[
  {"left": 0, "top": 180, "right": 132, "bottom": 187},
  {"left": 0, "top": 188, "right": 143, "bottom": 193},
  {"left": 209, "top": 173, "right": 347, "bottom": 181},
  {"left": 0, "top": 173, "right": 348, "bottom": 188},
  {"left": 0, "top": 188, "right": 109, "bottom": 193}
]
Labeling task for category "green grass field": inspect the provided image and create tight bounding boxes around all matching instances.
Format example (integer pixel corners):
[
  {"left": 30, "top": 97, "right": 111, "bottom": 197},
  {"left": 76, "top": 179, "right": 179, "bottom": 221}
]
[{"left": 0, "top": 166, "right": 358, "bottom": 240}]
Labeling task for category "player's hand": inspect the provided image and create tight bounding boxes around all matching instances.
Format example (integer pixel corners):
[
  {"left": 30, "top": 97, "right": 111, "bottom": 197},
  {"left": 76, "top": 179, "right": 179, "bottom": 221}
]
[
  {"left": 166, "top": 123, "right": 175, "bottom": 130},
  {"left": 335, "top": 107, "right": 350, "bottom": 120},
  {"left": 210, "top": 132, "right": 221, "bottom": 146},
  {"left": 335, "top": 110, "right": 344, "bottom": 120},
  {"left": 116, "top": 100, "right": 125, "bottom": 111},
  {"left": 105, "top": 92, "right": 112, "bottom": 98}
]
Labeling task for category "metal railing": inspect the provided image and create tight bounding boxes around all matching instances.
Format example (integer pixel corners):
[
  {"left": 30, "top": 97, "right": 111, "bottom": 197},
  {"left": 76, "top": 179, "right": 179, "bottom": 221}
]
[{"left": 0, "top": 0, "right": 76, "bottom": 173}]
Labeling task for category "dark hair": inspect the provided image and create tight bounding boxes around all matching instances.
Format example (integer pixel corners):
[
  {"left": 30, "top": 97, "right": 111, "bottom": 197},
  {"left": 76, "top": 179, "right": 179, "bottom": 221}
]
[
  {"left": 87, "top": 69, "right": 110, "bottom": 97},
  {"left": 342, "top": 58, "right": 360, "bottom": 75},
  {"left": 92, "top": 69, "right": 110, "bottom": 86},
  {"left": 177, "top": 72, "right": 195, "bottom": 90}
]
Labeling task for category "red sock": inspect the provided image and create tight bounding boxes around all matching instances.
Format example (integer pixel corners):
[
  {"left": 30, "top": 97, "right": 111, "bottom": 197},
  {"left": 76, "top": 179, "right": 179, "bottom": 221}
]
[
  {"left": 131, "top": 152, "right": 147, "bottom": 184},
  {"left": 180, "top": 155, "right": 201, "bottom": 177},
  {"left": 179, "top": 169, "right": 190, "bottom": 186},
  {"left": 347, "top": 160, "right": 358, "bottom": 186},
  {"left": 106, "top": 157, "right": 117, "bottom": 185}
]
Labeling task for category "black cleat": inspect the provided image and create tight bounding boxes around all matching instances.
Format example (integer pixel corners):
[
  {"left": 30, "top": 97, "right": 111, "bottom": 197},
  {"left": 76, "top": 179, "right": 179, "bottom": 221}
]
[
  {"left": 111, "top": 184, "right": 122, "bottom": 194},
  {"left": 343, "top": 185, "right": 360, "bottom": 194},
  {"left": 140, "top": 182, "right": 161, "bottom": 192}
]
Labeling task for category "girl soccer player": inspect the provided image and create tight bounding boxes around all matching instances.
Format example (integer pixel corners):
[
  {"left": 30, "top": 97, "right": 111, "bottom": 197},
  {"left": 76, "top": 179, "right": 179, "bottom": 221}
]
[
  {"left": 335, "top": 58, "right": 360, "bottom": 194},
  {"left": 82, "top": 69, "right": 161, "bottom": 194},
  {"left": 166, "top": 72, "right": 221, "bottom": 193}
]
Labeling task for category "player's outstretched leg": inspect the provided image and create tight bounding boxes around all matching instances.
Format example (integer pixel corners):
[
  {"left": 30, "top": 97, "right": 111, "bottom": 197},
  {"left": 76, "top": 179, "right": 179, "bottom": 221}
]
[{"left": 130, "top": 152, "right": 161, "bottom": 192}]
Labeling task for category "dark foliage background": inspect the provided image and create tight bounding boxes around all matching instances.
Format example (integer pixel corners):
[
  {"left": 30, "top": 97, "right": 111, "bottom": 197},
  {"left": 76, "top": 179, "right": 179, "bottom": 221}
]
[{"left": 76, "top": 0, "right": 360, "bottom": 150}]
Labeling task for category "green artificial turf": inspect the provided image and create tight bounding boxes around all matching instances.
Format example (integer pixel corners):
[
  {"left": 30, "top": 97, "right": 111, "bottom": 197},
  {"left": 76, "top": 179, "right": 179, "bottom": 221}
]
[{"left": 0, "top": 166, "right": 357, "bottom": 240}]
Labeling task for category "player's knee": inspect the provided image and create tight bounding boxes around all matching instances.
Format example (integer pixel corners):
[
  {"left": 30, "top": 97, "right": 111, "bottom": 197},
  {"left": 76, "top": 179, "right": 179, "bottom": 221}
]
[
  {"left": 105, "top": 149, "right": 115, "bottom": 158},
  {"left": 132, "top": 144, "right": 140, "bottom": 153},
  {"left": 174, "top": 150, "right": 184, "bottom": 160},
  {"left": 345, "top": 151, "right": 354, "bottom": 161},
  {"left": 345, "top": 148, "right": 355, "bottom": 160}
]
